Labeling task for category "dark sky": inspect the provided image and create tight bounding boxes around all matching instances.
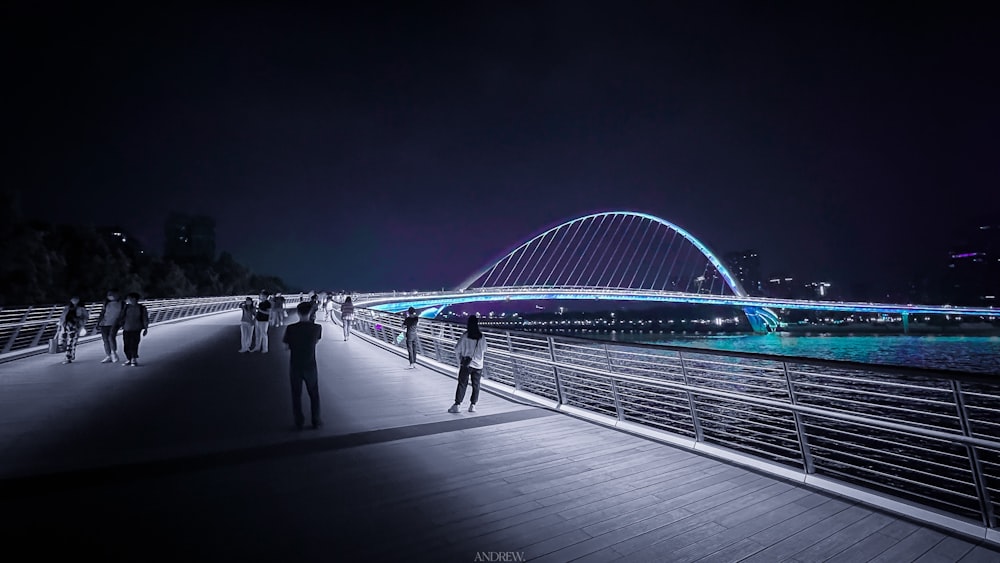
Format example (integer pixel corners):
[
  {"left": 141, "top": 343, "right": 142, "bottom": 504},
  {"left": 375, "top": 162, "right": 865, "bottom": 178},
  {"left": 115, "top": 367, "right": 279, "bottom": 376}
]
[{"left": 7, "top": 3, "right": 999, "bottom": 293}]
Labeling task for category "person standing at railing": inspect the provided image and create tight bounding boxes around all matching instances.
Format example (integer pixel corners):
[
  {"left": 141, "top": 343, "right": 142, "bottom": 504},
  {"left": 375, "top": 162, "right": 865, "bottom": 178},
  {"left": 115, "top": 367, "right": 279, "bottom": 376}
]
[
  {"left": 58, "top": 296, "right": 89, "bottom": 364},
  {"left": 117, "top": 293, "right": 149, "bottom": 366},
  {"left": 340, "top": 296, "right": 355, "bottom": 341},
  {"left": 251, "top": 290, "right": 272, "bottom": 353},
  {"left": 448, "top": 315, "right": 488, "bottom": 413},
  {"left": 96, "top": 290, "right": 123, "bottom": 364},
  {"left": 403, "top": 307, "right": 420, "bottom": 369},
  {"left": 238, "top": 297, "right": 256, "bottom": 353},
  {"left": 283, "top": 301, "right": 323, "bottom": 430}
]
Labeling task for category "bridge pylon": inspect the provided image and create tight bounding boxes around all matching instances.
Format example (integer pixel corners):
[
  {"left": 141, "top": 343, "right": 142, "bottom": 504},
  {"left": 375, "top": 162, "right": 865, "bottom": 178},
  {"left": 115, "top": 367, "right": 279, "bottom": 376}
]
[{"left": 743, "top": 306, "right": 780, "bottom": 333}]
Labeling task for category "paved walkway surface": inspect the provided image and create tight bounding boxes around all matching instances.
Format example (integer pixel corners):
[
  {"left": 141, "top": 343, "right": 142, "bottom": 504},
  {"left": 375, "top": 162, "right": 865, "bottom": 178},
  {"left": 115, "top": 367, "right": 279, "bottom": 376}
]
[{"left": 0, "top": 311, "right": 997, "bottom": 562}]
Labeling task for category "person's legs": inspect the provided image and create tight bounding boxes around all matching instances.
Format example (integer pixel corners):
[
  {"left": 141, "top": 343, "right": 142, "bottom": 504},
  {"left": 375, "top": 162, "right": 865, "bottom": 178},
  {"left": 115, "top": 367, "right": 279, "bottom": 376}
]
[
  {"left": 260, "top": 320, "right": 269, "bottom": 352},
  {"left": 254, "top": 320, "right": 269, "bottom": 353},
  {"left": 302, "top": 366, "right": 321, "bottom": 427},
  {"left": 454, "top": 366, "right": 470, "bottom": 405},
  {"left": 63, "top": 328, "right": 79, "bottom": 362},
  {"left": 109, "top": 326, "right": 119, "bottom": 361},
  {"left": 123, "top": 331, "right": 139, "bottom": 362},
  {"left": 343, "top": 319, "right": 351, "bottom": 340},
  {"left": 240, "top": 322, "right": 253, "bottom": 352},
  {"left": 133, "top": 331, "right": 143, "bottom": 364},
  {"left": 469, "top": 367, "right": 483, "bottom": 405},
  {"left": 406, "top": 339, "right": 417, "bottom": 365},
  {"left": 100, "top": 326, "right": 113, "bottom": 357},
  {"left": 289, "top": 369, "right": 305, "bottom": 428}
]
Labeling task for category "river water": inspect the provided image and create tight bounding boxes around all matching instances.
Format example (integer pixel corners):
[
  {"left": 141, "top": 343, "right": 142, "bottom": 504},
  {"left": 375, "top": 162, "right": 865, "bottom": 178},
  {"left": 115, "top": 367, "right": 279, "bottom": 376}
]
[{"left": 590, "top": 332, "right": 1000, "bottom": 375}]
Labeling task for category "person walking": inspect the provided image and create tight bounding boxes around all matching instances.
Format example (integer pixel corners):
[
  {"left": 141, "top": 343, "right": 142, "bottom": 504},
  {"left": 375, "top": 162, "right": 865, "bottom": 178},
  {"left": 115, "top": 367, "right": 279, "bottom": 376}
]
[
  {"left": 272, "top": 292, "right": 287, "bottom": 327},
  {"left": 448, "top": 315, "right": 488, "bottom": 413},
  {"left": 96, "top": 290, "right": 123, "bottom": 364},
  {"left": 340, "top": 296, "right": 355, "bottom": 341},
  {"left": 282, "top": 301, "right": 323, "bottom": 430},
  {"left": 59, "top": 296, "right": 89, "bottom": 364},
  {"left": 117, "top": 293, "right": 149, "bottom": 366},
  {"left": 252, "top": 291, "right": 272, "bottom": 353},
  {"left": 403, "top": 306, "right": 420, "bottom": 368},
  {"left": 238, "top": 297, "right": 256, "bottom": 352}
]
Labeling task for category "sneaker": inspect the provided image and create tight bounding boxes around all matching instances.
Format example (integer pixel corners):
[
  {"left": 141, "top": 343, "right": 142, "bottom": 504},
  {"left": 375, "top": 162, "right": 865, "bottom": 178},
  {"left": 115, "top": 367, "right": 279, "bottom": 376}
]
[
  {"left": 311, "top": 419, "right": 323, "bottom": 429},
  {"left": 62, "top": 359, "right": 72, "bottom": 364},
  {"left": 101, "top": 356, "right": 112, "bottom": 363},
  {"left": 112, "top": 353, "right": 120, "bottom": 363},
  {"left": 468, "top": 404, "right": 477, "bottom": 413},
  {"left": 448, "top": 404, "right": 460, "bottom": 413},
  {"left": 122, "top": 360, "right": 131, "bottom": 366},
  {"left": 131, "top": 360, "right": 139, "bottom": 367}
]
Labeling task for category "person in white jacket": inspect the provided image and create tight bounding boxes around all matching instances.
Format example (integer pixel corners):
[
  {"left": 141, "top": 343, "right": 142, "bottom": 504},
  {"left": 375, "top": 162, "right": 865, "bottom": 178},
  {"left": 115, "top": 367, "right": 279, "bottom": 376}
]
[{"left": 448, "top": 315, "right": 488, "bottom": 413}]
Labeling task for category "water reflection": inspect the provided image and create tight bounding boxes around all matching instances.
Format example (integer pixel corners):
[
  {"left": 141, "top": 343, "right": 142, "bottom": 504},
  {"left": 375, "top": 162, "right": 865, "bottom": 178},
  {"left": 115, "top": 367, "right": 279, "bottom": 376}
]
[{"left": 608, "top": 333, "right": 1000, "bottom": 375}]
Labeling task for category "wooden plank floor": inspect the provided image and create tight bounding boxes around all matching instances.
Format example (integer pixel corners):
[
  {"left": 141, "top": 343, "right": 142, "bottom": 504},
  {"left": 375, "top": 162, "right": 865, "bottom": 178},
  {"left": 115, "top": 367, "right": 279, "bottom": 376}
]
[{"left": 0, "top": 311, "right": 997, "bottom": 561}]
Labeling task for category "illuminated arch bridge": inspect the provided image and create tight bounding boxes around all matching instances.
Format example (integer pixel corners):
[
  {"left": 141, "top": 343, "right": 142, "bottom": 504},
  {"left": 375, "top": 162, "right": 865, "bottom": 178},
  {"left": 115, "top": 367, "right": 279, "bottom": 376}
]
[{"left": 358, "top": 211, "right": 997, "bottom": 333}]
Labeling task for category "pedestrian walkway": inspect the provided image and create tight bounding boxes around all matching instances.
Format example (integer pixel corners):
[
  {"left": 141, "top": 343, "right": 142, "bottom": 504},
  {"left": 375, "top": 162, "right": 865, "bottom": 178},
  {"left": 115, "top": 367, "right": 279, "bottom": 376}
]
[{"left": 0, "top": 311, "right": 997, "bottom": 561}]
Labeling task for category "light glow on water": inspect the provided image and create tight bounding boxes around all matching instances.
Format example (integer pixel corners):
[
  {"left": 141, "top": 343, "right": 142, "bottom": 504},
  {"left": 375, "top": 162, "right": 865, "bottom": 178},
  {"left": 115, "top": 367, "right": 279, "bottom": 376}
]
[{"left": 614, "top": 333, "right": 1000, "bottom": 375}]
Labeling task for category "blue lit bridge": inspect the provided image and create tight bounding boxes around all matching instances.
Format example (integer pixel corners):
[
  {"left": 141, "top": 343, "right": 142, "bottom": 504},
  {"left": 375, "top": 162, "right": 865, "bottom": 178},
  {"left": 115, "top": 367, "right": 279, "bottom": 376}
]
[{"left": 354, "top": 211, "right": 998, "bottom": 333}]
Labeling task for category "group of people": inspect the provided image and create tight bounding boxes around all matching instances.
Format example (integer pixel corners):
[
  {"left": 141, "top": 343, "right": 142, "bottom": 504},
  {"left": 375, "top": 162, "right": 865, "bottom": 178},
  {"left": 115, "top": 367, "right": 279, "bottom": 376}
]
[
  {"left": 58, "top": 291, "right": 150, "bottom": 366},
  {"left": 277, "top": 295, "right": 488, "bottom": 429},
  {"left": 398, "top": 306, "right": 488, "bottom": 412}
]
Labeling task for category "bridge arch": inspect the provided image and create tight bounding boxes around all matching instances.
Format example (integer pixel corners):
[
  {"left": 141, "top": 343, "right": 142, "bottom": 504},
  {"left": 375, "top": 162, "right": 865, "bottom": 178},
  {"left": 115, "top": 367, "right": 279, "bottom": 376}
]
[{"left": 458, "top": 211, "right": 750, "bottom": 297}]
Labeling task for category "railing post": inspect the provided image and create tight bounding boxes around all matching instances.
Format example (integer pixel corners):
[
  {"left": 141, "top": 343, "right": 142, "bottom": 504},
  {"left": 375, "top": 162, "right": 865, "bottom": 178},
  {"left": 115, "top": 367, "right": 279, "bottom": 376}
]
[
  {"left": 783, "top": 362, "right": 816, "bottom": 475},
  {"left": 2, "top": 307, "right": 34, "bottom": 354},
  {"left": 678, "top": 352, "right": 705, "bottom": 442},
  {"left": 507, "top": 331, "right": 520, "bottom": 391},
  {"left": 547, "top": 336, "right": 565, "bottom": 405},
  {"left": 951, "top": 379, "right": 996, "bottom": 528},
  {"left": 30, "top": 306, "right": 60, "bottom": 348},
  {"left": 604, "top": 343, "right": 625, "bottom": 421}
]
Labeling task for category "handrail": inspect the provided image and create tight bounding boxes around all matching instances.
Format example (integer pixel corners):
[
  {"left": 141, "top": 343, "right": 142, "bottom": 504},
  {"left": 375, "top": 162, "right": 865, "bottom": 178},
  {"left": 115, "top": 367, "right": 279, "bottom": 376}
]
[
  {"left": 0, "top": 294, "right": 306, "bottom": 361},
  {"left": 346, "top": 305, "right": 1000, "bottom": 543}
]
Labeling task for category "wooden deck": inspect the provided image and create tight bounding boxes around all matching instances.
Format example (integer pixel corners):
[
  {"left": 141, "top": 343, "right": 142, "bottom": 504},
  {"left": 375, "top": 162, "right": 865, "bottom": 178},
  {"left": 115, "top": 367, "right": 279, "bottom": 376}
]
[{"left": 0, "top": 311, "right": 997, "bottom": 561}]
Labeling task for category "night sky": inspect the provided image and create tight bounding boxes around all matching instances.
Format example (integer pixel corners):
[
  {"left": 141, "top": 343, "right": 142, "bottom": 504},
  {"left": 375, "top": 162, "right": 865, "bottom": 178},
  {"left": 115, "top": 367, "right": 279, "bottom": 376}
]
[{"left": 7, "top": 3, "right": 999, "bottom": 293}]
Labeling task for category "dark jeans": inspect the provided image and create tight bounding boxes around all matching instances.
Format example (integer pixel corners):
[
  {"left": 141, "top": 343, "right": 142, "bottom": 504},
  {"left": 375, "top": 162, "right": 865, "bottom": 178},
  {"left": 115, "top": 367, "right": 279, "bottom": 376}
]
[
  {"left": 100, "top": 325, "right": 119, "bottom": 355},
  {"left": 455, "top": 366, "right": 483, "bottom": 405},
  {"left": 290, "top": 365, "right": 321, "bottom": 427},
  {"left": 123, "top": 330, "right": 142, "bottom": 360},
  {"left": 406, "top": 338, "right": 418, "bottom": 364}
]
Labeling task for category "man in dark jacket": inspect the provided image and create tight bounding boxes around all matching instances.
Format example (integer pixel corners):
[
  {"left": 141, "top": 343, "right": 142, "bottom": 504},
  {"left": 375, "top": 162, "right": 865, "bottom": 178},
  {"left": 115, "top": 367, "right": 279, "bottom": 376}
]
[
  {"left": 117, "top": 293, "right": 149, "bottom": 366},
  {"left": 283, "top": 301, "right": 323, "bottom": 429}
]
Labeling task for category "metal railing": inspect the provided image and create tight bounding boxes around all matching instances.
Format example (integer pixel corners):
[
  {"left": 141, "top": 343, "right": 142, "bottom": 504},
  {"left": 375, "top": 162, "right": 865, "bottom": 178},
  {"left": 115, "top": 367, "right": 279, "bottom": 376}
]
[
  {"left": 347, "top": 306, "right": 1000, "bottom": 544},
  {"left": 0, "top": 294, "right": 307, "bottom": 360}
]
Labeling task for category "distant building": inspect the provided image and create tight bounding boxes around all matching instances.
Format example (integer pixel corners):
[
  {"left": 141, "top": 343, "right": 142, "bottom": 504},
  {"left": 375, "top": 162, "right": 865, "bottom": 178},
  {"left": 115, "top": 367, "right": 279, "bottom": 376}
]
[
  {"left": 724, "top": 250, "right": 763, "bottom": 295},
  {"left": 765, "top": 275, "right": 796, "bottom": 299},
  {"left": 943, "top": 223, "right": 999, "bottom": 305},
  {"left": 164, "top": 213, "right": 216, "bottom": 262},
  {"left": 803, "top": 281, "right": 832, "bottom": 299}
]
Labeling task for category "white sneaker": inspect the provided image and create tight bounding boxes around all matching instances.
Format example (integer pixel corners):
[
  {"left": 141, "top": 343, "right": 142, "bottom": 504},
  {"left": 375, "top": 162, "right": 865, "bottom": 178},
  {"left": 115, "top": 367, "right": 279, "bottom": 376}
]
[
  {"left": 468, "top": 404, "right": 476, "bottom": 413},
  {"left": 448, "top": 404, "right": 460, "bottom": 413},
  {"left": 101, "top": 356, "right": 112, "bottom": 363},
  {"left": 112, "top": 353, "right": 120, "bottom": 362}
]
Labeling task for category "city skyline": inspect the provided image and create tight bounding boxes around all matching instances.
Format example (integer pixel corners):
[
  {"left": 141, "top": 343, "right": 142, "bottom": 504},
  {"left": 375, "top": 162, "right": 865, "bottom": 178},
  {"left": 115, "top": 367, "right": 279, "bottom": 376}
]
[{"left": 7, "top": 4, "right": 998, "bottom": 294}]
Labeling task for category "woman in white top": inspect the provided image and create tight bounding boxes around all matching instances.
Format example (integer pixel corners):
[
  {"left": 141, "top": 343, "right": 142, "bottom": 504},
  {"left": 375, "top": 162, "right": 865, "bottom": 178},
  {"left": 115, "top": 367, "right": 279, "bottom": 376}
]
[{"left": 448, "top": 315, "right": 488, "bottom": 413}]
